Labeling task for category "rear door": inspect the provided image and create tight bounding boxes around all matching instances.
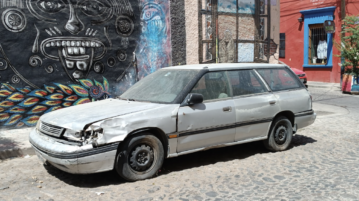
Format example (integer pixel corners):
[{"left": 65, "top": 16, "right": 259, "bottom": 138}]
[
  {"left": 176, "top": 71, "right": 236, "bottom": 153},
  {"left": 228, "top": 69, "right": 280, "bottom": 141}
]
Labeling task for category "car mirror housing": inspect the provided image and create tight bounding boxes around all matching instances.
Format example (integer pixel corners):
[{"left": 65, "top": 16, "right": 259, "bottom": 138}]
[{"left": 186, "top": 93, "right": 203, "bottom": 106}]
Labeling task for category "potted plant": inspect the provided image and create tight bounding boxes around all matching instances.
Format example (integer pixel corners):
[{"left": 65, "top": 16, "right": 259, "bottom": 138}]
[{"left": 336, "top": 15, "right": 359, "bottom": 93}]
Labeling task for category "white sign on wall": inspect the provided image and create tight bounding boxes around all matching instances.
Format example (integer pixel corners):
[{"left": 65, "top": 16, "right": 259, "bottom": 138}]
[{"left": 310, "top": 0, "right": 325, "bottom": 5}]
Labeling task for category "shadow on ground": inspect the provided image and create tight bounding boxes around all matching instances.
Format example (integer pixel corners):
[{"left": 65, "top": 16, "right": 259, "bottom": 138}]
[
  {"left": 0, "top": 137, "right": 22, "bottom": 160},
  {"left": 44, "top": 134, "right": 316, "bottom": 187}
]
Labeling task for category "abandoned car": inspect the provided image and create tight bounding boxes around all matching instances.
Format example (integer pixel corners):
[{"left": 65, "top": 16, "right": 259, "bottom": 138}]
[{"left": 30, "top": 63, "right": 316, "bottom": 181}]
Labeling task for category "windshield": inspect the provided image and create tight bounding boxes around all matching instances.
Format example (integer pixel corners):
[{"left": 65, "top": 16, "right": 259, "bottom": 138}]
[{"left": 120, "top": 69, "right": 200, "bottom": 103}]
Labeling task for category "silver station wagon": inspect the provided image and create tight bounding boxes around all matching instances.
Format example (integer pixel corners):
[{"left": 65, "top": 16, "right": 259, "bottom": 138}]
[{"left": 30, "top": 64, "right": 316, "bottom": 181}]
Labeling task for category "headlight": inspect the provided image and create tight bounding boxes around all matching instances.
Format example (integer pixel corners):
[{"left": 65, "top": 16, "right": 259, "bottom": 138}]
[
  {"left": 63, "top": 129, "right": 82, "bottom": 141},
  {"left": 298, "top": 74, "right": 305, "bottom": 77},
  {"left": 36, "top": 120, "right": 41, "bottom": 130}
]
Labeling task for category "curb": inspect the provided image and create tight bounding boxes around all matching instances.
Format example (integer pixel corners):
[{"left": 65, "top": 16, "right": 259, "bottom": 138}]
[
  {"left": 307, "top": 84, "right": 341, "bottom": 89},
  {"left": 0, "top": 146, "right": 35, "bottom": 161}
]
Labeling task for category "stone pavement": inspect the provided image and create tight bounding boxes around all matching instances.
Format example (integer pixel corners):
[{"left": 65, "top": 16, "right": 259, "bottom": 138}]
[{"left": 0, "top": 84, "right": 359, "bottom": 200}]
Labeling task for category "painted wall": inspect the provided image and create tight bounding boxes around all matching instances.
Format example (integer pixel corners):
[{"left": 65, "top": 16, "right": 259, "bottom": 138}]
[
  {"left": 280, "top": 0, "right": 359, "bottom": 83},
  {"left": 0, "top": 0, "right": 172, "bottom": 129}
]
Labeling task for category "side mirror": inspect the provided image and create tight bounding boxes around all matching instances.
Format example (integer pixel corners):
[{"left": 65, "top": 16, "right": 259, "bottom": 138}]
[{"left": 186, "top": 93, "right": 203, "bottom": 106}]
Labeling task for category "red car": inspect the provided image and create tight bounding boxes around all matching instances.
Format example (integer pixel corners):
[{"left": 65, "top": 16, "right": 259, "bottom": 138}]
[{"left": 291, "top": 68, "right": 307, "bottom": 87}]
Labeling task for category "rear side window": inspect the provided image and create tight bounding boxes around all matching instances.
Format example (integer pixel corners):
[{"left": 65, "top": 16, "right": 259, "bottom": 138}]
[
  {"left": 256, "top": 68, "right": 302, "bottom": 91},
  {"left": 228, "top": 70, "right": 268, "bottom": 96}
]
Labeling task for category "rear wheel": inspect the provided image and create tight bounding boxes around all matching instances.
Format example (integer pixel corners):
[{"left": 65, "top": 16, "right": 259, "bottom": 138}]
[
  {"left": 264, "top": 116, "right": 293, "bottom": 151},
  {"left": 115, "top": 134, "right": 164, "bottom": 181}
]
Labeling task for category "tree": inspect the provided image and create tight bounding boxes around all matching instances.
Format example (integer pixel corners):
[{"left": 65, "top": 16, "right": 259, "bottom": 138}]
[{"left": 337, "top": 15, "right": 359, "bottom": 76}]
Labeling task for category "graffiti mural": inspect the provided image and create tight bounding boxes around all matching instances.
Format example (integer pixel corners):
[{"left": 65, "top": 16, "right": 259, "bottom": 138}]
[
  {"left": 0, "top": 0, "right": 172, "bottom": 129},
  {"left": 0, "top": 78, "right": 110, "bottom": 128},
  {"left": 136, "top": 0, "right": 172, "bottom": 79}
]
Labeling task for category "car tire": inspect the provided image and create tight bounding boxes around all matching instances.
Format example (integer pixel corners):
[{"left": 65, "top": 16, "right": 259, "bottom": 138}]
[
  {"left": 263, "top": 116, "right": 293, "bottom": 152},
  {"left": 115, "top": 133, "right": 164, "bottom": 181}
]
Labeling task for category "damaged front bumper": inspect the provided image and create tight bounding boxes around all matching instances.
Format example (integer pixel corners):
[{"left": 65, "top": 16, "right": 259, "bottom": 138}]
[{"left": 29, "top": 128, "right": 119, "bottom": 174}]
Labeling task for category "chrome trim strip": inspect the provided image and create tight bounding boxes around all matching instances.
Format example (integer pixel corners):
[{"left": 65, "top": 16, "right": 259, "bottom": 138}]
[{"left": 176, "top": 118, "right": 273, "bottom": 137}]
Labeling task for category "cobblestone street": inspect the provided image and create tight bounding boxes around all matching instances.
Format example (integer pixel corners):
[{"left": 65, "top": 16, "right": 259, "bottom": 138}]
[{"left": 1, "top": 86, "right": 359, "bottom": 201}]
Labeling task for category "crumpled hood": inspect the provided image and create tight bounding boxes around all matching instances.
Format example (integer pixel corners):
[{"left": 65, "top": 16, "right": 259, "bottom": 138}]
[{"left": 40, "top": 99, "right": 162, "bottom": 131}]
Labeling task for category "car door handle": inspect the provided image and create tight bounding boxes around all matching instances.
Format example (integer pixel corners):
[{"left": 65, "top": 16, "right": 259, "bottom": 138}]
[
  {"left": 269, "top": 100, "right": 276, "bottom": 105},
  {"left": 223, "top": 106, "right": 232, "bottom": 112}
]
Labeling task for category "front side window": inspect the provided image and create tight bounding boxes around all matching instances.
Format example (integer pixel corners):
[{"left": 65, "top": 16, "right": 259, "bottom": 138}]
[
  {"left": 257, "top": 68, "right": 302, "bottom": 91},
  {"left": 228, "top": 70, "right": 268, "bottom": 96},
  {"left": 190, "top": 71, "right": 231, "bottom": 101}
]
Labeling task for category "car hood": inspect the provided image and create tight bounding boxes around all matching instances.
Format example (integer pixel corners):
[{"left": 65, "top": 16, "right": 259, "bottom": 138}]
[
  {"left": 40, "top": 99, "right": 162, "bottom": 131},
  {"left": 291, "top": 68, "right": 305, "bottom": 75}
]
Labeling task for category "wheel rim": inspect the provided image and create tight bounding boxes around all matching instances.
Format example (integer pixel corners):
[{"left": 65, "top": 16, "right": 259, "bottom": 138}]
[
  {"left": 274, "top": 125, "right": 287, "bottom": 145},
  {"left": 129, "top": 144, "right": 154, "bottom": 172}
]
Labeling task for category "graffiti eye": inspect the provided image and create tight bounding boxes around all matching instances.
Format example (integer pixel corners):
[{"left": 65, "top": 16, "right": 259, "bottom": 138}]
[
  {"left": 36, "top": 0, "right": 65, "bottom": 13},
  {"left": 142, "top": 9, "right": 161, "bottom": 21},
  {"left": 80, "top": 0, "right": 107, "bottom": 17}
]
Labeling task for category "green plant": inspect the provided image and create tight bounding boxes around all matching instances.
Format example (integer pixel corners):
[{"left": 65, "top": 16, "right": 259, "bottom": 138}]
[{"left": 336, "top": 15, "right": 359, "bottom": 76}]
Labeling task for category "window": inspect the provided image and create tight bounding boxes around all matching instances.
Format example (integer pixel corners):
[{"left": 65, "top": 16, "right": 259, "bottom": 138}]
[
  {"left": 279, "top": 33, "right": 285, "bottom": 58},
  {"left": 228, "top": 70, "right": 268, "bottom": 96},
  {"left": 300, "top": 6, "right": 335, "bottom": 68},
  {"left": 256, "top": 68, "right": 302, "bottom": 91},
  {"left": 191, "top": 71, "right": 231, "bottom": 101},
  {"left": 199, "top": 0, "right": 271, "bottom": 63},
  {"left": 309, "top": 24, "right": 327, "bottom": 65}
]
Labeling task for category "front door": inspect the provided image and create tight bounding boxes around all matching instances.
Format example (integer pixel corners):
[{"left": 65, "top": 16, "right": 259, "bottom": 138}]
[{"left": 176, "top": 71, "right": 236, "bottom": 153}]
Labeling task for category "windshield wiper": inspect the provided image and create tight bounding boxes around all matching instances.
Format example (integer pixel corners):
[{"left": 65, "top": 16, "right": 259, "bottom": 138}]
[{"left": 128, "top": 99, "right": 136, "bottom": 101}]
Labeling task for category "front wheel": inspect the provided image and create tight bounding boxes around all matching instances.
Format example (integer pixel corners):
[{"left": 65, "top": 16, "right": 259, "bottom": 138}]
[
  {"left": 263, "top": 116, "right": 293, "bottom": 152},
  {"left": 115, "top": 134, "right": 164, "bottom": 181}
]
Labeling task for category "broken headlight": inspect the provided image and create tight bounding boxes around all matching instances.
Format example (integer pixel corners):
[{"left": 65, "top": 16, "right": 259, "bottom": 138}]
[{"left": 63, "top": 129, "right": 82, "bottom": 142}]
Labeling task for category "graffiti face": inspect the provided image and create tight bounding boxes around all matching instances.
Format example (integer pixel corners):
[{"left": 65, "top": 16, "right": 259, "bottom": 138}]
[
  {"left": 0, "top": 0, "right": 139, "bottom": 87},
  {"left": 0, "top": 0, "right": 172, "bottom": 130},
  {"left": 30, "top": 0, "right": 133, "bottom": 81}
]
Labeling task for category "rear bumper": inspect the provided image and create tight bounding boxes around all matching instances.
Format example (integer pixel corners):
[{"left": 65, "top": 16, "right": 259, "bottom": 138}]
[
  {"left": 295, "top": 110, "right": 316, "bottom": 129},
  {"left": 29, "top": 128, "right": 118, "bottom": 174}
]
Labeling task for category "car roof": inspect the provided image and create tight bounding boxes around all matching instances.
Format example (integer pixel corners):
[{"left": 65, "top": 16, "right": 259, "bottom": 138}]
[{"left": 162, "top": 63, "right": 287, "bottom": 71}]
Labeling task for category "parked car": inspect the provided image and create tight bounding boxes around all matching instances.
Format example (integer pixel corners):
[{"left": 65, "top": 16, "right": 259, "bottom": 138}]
[
  {"left": 30, "top": 63, "right": 316, "bottom": 181},
  {"left": 291, "top": 68, "right": 307, "bottom": 87}
]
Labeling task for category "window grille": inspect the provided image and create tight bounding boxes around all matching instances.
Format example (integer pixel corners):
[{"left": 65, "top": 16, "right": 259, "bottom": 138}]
[
  {"left": 309, "top": 24, "right": 327, "bottom": 65},
  {"left": 279, "top": 33, "right": 285, "bottom": 58},
  {"left": 198, "top": 0, "right": 271, "bottom": 64}
]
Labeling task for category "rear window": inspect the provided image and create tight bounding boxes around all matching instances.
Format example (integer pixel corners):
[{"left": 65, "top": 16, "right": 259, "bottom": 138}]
[{"left": 256, "top": 68, "right": 302, "bottom": 91}]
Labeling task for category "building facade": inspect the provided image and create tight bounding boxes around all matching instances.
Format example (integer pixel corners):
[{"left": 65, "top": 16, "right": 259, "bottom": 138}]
[
  {"left": 0, "top": 0, "right": 279, "bottom": 129},
  {"left": 280, "top": 0, "right": 359, "bottom": 84}
]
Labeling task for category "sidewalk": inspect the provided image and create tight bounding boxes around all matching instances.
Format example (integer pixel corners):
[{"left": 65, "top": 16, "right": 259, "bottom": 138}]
[{"left": 307, "top": 81, "right": 341, "bottom": 89}]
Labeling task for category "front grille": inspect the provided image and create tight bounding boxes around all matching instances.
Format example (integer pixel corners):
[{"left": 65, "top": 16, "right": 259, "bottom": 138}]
[{"left": 39, "top": 121, "right": 64, "bottom": 137}]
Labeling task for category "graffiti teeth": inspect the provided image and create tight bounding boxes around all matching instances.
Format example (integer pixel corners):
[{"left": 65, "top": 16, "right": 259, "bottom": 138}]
[
  {"left": 79, "top": 47, "right": 85, "bottom": 54},
  {"left": 73, "top": 47, "right": 79, "bottom": 55},
  {"left": 67, "top": 47, "right": 74, "bottom": 55}
]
